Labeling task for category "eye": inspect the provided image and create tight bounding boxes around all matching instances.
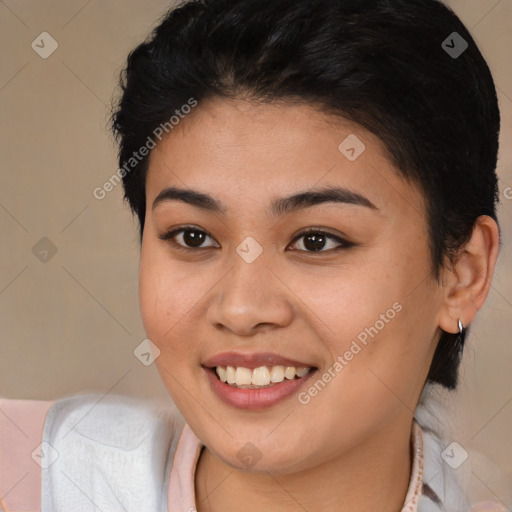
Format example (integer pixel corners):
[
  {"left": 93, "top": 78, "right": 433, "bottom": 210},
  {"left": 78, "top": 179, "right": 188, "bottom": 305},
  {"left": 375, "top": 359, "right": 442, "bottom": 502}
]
[
  {"left": 158, "top": 226, "right": 218, "bottom": 251},
  {"left": 158, "top": 226, "right": 354, "bottom": 253},
  {"left": 288, "top": 228, "right": 353, "bottom": 253}
]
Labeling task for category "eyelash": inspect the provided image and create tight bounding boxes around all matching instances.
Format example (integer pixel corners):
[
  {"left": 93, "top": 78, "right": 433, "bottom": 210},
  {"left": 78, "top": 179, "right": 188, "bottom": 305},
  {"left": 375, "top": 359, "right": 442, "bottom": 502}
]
[{"left": 158, "top": 225, "right": 354, "bottom": 254}]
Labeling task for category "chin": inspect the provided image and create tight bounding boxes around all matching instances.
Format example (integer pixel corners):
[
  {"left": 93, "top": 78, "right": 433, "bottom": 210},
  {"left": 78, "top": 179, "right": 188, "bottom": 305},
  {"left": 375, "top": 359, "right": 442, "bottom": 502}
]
[{"left": 208, "top": 433, "right": 314, "bottom": 474}]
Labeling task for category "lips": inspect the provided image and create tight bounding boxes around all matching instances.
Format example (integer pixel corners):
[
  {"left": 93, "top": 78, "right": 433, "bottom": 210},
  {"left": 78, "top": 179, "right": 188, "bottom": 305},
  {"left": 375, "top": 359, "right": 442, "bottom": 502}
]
[
  {"left": 203, "top": 365, "right": 317, "bottom": 410},
  {"left": 202, "top": 351, "right": 316, "bottom": 370}
]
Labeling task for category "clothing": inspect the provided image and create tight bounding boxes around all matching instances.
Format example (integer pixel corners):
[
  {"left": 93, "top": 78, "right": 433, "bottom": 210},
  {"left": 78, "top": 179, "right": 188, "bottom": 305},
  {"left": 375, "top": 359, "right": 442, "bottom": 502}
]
[{"left": 0, "top": 393, "right": 506, "bottom": 512}]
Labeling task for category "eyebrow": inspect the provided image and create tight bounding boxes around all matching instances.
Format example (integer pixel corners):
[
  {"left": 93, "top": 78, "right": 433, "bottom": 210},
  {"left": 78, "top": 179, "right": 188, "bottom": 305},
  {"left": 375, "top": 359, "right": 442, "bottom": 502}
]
[{"left": 152, "top": 185, "right": 378, "bottom": 217}]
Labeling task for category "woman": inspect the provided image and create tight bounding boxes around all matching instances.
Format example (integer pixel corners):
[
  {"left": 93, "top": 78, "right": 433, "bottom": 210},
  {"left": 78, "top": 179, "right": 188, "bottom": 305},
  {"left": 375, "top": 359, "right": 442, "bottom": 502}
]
[{"left": 0, "top": 0, "right": 506, "bottom": 510}]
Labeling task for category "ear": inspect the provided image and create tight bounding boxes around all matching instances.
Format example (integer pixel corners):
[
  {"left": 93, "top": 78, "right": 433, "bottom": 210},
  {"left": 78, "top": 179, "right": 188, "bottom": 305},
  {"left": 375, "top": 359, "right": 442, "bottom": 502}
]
[{"left": 438, "top": 215, "right": 500, "bottom": 334}]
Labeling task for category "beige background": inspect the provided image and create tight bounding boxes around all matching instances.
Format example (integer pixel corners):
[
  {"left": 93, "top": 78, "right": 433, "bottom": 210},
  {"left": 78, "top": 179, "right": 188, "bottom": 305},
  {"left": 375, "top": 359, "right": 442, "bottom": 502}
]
[{"left": 1, "top": 0, "right": 511, "bottom": 506}]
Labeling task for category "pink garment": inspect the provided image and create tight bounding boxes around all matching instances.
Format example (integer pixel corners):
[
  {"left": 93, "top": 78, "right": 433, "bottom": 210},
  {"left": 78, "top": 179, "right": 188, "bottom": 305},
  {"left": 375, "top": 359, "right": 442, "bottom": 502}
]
[
  {"left": 167, "top": 423, "right": 204, "bottom": 511},
  {"left": 167, "top": 424, "right": 509, "bottom": 511},
  {"left": 0, "top": 399, "right": 54, "bottom": 512},
  {"left": 0, "top": 398, "right": 507, "bottom": 512},
  {"left": 167, "top": 421, "right": 425, "bottom": 512}
]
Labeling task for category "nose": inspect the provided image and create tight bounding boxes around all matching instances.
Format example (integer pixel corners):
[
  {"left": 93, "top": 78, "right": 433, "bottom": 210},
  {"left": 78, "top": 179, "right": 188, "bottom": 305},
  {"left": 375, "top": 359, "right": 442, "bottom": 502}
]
[{"left": 206, "top": 256, "right": 294, "bottom": 337}]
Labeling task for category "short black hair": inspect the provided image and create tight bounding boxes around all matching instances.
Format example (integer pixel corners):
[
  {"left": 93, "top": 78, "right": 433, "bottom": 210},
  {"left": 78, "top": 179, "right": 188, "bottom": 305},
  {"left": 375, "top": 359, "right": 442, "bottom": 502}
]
[{"left": 110, "top": 0, "right": 501, "bottom": 390}]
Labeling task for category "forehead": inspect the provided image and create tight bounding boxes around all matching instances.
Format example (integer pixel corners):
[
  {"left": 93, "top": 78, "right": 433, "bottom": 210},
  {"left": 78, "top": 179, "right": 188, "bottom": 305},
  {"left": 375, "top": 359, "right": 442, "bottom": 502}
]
[{"left": 146, "top": 97, "right": 425, "bottom": 219}]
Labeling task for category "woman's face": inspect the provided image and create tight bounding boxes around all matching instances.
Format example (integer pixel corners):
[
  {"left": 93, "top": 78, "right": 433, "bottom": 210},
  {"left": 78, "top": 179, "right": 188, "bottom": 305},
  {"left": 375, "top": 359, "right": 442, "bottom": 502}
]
[{"left": 139, "top": 97, "right": 445, "bottom": 473}]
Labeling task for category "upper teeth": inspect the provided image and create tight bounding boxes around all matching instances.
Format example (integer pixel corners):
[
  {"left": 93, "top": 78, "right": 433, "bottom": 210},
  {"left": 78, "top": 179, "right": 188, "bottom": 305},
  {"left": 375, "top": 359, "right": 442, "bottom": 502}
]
[{"left": 215, "top": 365, "right": 311, "bottom": 387}]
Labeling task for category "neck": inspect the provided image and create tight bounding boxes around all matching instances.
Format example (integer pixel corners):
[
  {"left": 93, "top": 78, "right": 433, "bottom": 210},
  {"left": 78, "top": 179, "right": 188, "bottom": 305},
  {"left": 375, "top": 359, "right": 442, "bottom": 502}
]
[{"left": 194, "top": 414, "right": 414, "bottom": 512}]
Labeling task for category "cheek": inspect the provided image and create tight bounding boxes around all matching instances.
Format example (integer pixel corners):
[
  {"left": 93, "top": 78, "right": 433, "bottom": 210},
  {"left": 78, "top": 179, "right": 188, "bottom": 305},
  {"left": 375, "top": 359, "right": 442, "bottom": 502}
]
[
  {"left": 315, "top": 299, "right": 436, "bottom": 427},
  {"left": 138, "top": 247, "right": 165, "bottom": 339},
  {"left": 138, "top": 244, "right": 210, "bottom": 354},
  {"left": 139, "top": 243, "right": 178, "bottom": 335},
  {"left": 290, "top": 258, "right": 432, "bottom": 403},
  {"left": 280, "top": 256, "right": 406, "bottom": 353},
  {"left": 138, "top": 246, "right": 203, "bottom": 410}
]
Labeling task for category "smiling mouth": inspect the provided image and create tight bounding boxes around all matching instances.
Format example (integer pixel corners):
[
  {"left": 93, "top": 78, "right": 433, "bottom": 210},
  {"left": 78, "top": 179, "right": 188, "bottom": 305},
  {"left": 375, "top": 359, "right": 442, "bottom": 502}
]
[{"left": 213, "top": 365, "right": 315, "bottom": 389}]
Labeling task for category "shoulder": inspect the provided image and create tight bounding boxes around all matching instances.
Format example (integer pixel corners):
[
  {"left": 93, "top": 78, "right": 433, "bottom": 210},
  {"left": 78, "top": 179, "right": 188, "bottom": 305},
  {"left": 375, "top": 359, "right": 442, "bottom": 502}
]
[
  {"left": 1, "top": 394, "right": 185, "bottom": 512},
  {"left": 0, "top": 396, "right": 54, "bottom": 512},
  {"left": 42, "top": 393, "right": 185, "bottom": 511},
  {"left": 43, "top": 392, "right": 183, "bottom": 448}
]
